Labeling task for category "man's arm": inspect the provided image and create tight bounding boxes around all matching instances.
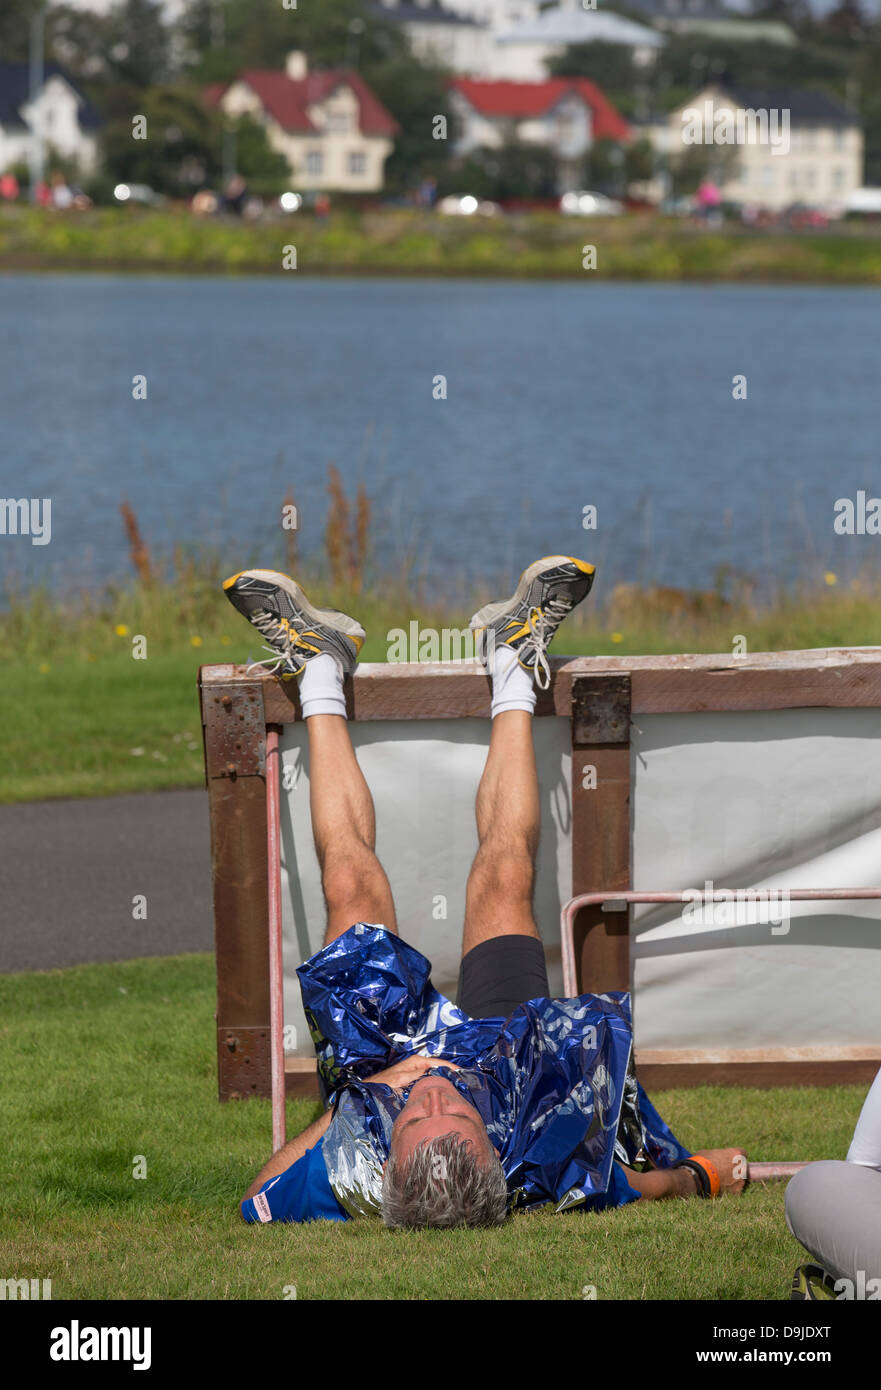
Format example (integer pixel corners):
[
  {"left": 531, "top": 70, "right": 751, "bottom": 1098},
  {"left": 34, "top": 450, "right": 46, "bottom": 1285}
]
[{"left": 242, "top": 1110, "right": 333, "bottom": 1205}]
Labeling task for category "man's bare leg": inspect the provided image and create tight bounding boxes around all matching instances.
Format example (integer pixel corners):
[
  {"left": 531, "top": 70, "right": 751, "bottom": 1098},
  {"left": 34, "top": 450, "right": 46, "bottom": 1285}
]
[
  {"left": 463, "top": 710, "right": 541, "bottom": 953},
  {"left": 306, "top": 713, "right": 398, "bottom": 945}
]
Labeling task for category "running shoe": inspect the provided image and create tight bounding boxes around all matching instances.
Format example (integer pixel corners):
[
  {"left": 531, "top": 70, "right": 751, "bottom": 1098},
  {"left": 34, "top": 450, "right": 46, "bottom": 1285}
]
[
  {"left": 222, "top": 569, "right": 365, "bottom": 677},
  {"left": 469, "top": 555, "right": 595, "bottom": 689},
  {"left": 789, "top": 1264, "right": 840, "bottom": 1301}
]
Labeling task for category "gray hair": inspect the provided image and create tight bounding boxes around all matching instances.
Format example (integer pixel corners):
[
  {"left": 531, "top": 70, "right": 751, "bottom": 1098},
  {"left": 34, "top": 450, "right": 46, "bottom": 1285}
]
[{"left": 381, "top": 1132, "right": 508, "bottom": 1229}]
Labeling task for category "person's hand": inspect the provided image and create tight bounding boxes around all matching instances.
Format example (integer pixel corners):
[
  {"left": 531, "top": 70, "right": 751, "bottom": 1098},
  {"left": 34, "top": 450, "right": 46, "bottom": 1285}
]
[
  {"left": 366, "top": 1054, "right": 460, "bottom": 1094},
  {"left": 691, "top": 1148, "right": 749, "bottom": 1196}
]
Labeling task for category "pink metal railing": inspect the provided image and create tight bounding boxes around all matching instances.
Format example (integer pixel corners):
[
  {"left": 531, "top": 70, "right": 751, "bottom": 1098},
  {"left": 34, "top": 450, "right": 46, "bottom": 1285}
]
[{"left": 561, "top": 888, "right": 881, "bottom": 997}]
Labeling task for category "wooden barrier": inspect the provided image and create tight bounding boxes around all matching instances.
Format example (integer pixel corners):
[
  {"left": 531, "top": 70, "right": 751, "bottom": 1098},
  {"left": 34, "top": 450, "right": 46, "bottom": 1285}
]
[{"left": 200, "top": 648, "right": 881, "bottom": 1099}]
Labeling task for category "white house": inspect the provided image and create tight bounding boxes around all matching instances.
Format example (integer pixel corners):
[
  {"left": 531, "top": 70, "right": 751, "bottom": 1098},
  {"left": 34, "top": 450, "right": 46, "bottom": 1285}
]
[
  {"left": 204, "top": 52, "right": 399, "bottom": 194},
  {"left": 655, "top": 84, "right": 864, "bottom": 212},
  {"left": 369, "top": 1, "right": 493, "bottom": 75},
  {"left": 449, "top": 76, "right": 631, "bottom": 184},
  {"left": 492, "top": 3, "right": 665, "bottom": 81},
  {"left": 0, "top": 62, "right": 101, "bottom": 176},
  {"left": 375, "top": 0, "right": 663, "bottom": 79}
]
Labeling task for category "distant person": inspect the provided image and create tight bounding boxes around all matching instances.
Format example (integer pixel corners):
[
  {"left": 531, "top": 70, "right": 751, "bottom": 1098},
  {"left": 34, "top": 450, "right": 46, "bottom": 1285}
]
[
  {"left": 314, "top": 192, "right": 330, "bottom": 220},
  {"left": 787, "top": 1066, "right": 881, "bottom": 1299},
  {"left": 695, "top": 179, "right": 722, "bottom": 227},
  {"left": 418, "top": 176, "right": 437, "bottom": 209},
  {"left": 0, "top": 172, "right": 19, "bottom": 201},
  {"left": 223, "top": 557, "right": 749, "bottom": 1228},
  {"left": 50, "top": 172, "right": 73, "bottom": 210},
  {"left": 222, "top": 174, "right": 248, "bottom": 216}
]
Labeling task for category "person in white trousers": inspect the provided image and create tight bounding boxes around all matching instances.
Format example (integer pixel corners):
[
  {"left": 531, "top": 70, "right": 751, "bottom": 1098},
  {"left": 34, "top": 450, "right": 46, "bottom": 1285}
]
[{"left": 785, "top": 1067, "right": 881, "bottom": 1298}]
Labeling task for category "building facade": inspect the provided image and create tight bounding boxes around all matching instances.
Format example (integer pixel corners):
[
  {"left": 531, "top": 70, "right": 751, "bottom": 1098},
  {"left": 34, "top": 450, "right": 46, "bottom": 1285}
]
[
  {"left": 205, "top": 52, "right": 399, "bottom": 193},
  {"left": 656, "top": 84, "right": 864, "bottom": 212},
  {"left": 449, "top": 76, "right": 631, "bottom": 185},
  {"left": 0, "top": 62, "right": 101, "bottom": 176}
]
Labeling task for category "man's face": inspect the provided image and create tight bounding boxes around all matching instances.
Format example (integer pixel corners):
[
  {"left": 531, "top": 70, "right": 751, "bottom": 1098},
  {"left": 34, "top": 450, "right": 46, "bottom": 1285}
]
[{"left": 389, "top": 1074, "right": 495, "bottom": 1167}]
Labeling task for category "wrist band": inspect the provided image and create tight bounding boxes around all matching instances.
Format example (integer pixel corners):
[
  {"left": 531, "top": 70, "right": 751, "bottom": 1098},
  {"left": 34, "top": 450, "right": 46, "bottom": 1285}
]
[{"left": 675, "top": 1155, "right": 722, "bottom": 1198}]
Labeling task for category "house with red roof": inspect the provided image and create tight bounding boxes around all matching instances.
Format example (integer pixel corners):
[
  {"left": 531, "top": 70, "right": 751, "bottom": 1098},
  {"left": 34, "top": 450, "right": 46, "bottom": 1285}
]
[
  {"left": 203, "top": 52, "right": 399, "bottom": 193},
  {"left": 448, "top": 77, "right": 631, "bottom": 186}
]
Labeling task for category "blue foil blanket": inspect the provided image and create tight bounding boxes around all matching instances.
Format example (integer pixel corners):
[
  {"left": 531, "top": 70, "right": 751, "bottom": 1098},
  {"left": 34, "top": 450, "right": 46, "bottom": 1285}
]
[{"left": 297, "top": 922, "right": 690, "bottom": 1218}]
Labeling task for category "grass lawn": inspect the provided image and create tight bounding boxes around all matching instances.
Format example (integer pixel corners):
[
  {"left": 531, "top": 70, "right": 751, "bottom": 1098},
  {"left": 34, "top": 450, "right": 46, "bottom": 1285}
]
[
  {"left": 5, "top": 205, "right": 881, "bottom": 284},
  {"left": 0, "top": 953, "right": 860, "bottom": 1300}
]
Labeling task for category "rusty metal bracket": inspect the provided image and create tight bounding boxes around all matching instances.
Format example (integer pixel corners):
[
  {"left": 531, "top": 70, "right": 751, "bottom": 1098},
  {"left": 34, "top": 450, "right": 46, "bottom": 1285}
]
[
  {"left": 218, "top": 1026, "right": 271, "bottom": 1100},
  {"left": 202, "top": 680, "right": 266, "bottom": 779},
  {"left": 572, "top": 673, "right": 631, "bottom": 744}
]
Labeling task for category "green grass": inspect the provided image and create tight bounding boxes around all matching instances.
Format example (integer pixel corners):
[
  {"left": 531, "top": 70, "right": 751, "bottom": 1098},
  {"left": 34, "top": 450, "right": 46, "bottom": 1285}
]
[
  {"left": 5, "top": 203, "right": 881, "bottom": 283},
  {"left": 0, "top": 953, "right": 859, "bottom": 1300},
  {"left": 3, "top": 562, "right": 881, "bottom": 802}
]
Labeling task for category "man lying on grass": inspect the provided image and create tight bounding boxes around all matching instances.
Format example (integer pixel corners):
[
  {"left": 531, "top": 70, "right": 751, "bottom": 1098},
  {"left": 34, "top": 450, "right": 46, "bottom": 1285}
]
[{"left": 226, "top": 556, "right": 747, "bottom": 1228}]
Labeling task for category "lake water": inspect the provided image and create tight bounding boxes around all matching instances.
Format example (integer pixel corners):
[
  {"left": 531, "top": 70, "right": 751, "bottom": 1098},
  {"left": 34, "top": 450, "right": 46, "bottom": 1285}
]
[{"left": 2, "top": 272, "right": 880, "bottom": 601}]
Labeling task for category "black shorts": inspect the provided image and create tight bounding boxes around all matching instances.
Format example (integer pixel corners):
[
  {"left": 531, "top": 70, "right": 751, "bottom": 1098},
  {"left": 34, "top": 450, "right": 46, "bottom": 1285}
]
[{"left": 456, "top": 935, "right": 550, "bottom": 1020}]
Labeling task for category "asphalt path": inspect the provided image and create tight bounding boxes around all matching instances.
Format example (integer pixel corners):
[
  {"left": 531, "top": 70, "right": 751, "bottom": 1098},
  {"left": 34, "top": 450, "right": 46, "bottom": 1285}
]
[{"left": 0, "top": 789, "right": 214, "bottom": 972}]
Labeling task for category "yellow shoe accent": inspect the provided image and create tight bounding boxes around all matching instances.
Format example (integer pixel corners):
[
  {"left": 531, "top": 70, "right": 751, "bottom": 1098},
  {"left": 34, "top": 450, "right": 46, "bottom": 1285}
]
[
  {"left": 222, "top": 570, "right": 246, "bottom": 590},
  {"left": 532, "top": 554, "right": 595, "bottom": 576}
]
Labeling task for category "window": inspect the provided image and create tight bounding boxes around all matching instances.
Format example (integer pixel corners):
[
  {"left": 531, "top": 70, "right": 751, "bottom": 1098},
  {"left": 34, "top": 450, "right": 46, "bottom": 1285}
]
[
  {"left": 305, "top": 149, "right": 323, "bottom": 175},
  {"left": 348, "top": 150, "right": 367, "bottom": 176},
  {"left": 832, "top": 168, "right": 846, "bottom": 191},
  {"left": 834, "top": 129, "right": 846, "bottom": 151},
  {"left": 326, "top": 111, "right": 351, "bottom": 133}
]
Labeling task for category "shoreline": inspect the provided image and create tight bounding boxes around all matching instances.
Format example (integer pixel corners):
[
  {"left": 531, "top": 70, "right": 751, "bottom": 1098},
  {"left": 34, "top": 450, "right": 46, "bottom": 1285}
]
[
  {"left": 5, "top": 206, "right": 881, "bottom": 284},
  {"left": 3, "top": 253, "right": 881, "bottom": 286}
]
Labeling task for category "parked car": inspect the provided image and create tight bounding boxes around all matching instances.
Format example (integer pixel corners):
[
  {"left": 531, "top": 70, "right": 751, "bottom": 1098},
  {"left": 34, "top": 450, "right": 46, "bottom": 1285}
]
[
  {"left": 785, "top": 203, "right": 829, "bottom": 230},
  {"left": 113, "top": 183, "right": 163, "bottom": 206},
  {"left": 559, "top": 190, "right": 624, "bottom": 217},
  {"left": 437, "top": 194, "right": 501, "bottom": 217}
]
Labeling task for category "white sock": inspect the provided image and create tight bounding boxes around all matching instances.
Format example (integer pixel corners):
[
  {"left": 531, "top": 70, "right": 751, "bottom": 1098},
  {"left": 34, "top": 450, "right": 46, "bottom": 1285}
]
[
  {"left": 490, "top": 642, "right": 536, "bottom": 718},
  {"left": 299, "top": 652, "right": 347, "bottom": 719}
]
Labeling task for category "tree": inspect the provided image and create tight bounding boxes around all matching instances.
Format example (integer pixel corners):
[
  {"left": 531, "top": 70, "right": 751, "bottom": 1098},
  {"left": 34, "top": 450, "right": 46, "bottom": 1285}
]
[
  {"left": 0, "top": 0, "right": 44, "bottom": 63},
  {"left": 821, "top": 0, "right": 868, "bottom": 40},
  {"left": 547, "top": 40, "right": 637, "bottom": 108},
  {"left": 625, "top": 137, "right": 655, "bottom": 185},
  {"left": 363, "top": 54, "right": 452, "bottom": 195},
  {"left": 439, "top": 141, "right": 559, "bottom": 202},
  {"left": 179, "top": 0, "right": 404, "bottom": 83},
  {"left": 101, "top": 85, "right": 225, "bottom": 195}
]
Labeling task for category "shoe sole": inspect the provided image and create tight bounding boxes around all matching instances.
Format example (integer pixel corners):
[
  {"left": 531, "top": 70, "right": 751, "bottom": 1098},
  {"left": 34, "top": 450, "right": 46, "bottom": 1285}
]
[
  {"left": 223, "top": 569, "right": 366, "bottom": 648},
  {"left": 469, "top": 554, "right": 595, "bottom": 631}
]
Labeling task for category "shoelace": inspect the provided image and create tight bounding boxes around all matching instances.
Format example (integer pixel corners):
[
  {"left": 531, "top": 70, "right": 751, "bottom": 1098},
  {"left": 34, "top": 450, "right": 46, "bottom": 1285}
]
[
  {"left": 244, "top": 610, "right": 301, "bottom": 676},
  {"left": 523, "top": 594, "right": 572, "bottom": 690}
]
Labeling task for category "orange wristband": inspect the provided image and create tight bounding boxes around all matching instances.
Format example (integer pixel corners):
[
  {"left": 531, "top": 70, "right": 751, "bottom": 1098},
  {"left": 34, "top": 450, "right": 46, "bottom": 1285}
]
[{"left": 688, "top": 1154, "right": 721, "bottom": 1197}]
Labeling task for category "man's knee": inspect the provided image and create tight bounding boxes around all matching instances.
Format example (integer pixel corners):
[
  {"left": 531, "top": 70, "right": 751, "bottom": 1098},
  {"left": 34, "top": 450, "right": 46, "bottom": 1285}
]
[
  {"left": 785, "top": 1160, "right": 881, "bottom": 1283},
  {"left": 321, "top": 846, "right": 387, "bottom": 918},
  {"left": 785, "top": 1161, "right": 847, "bottom": 1241},
  {"left": 469, "top": 844, "right": 535, "bottom": 908}
]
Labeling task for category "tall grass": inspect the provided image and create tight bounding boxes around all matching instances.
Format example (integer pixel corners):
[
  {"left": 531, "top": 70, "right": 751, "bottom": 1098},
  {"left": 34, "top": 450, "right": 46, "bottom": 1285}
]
[{"left": 3, "top": 467, "right": 881, "bottom": 664}]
